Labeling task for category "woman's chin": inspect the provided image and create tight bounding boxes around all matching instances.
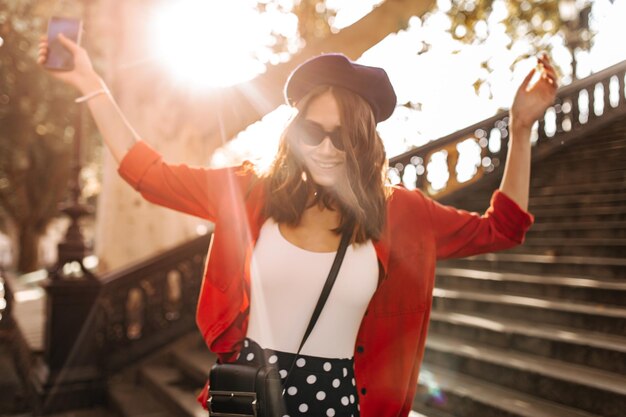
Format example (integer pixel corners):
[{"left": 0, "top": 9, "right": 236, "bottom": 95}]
[{"left": 309, "top": 174, "right": 338, "bottom": 189}]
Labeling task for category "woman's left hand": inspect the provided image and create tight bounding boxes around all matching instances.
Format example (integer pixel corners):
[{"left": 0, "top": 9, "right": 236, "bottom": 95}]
[{"left": 510, "top": 53, "right": 559, "bottom": 130}]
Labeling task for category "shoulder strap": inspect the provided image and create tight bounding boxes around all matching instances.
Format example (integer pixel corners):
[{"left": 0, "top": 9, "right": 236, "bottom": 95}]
[
  {"left": 296, "top": 230, "right": 351, "bottom": 354},
  {"left": 282, "top": 230, "right": 351, "bottom": 389}
]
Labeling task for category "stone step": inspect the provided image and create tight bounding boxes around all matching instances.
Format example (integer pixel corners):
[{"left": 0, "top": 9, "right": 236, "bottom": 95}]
[
  {"left": 461, "top": 190, "right": 626, "bottom": 210},
  {"left": 536, "top": 149, "right": 626, "bottom": 166},
  {"left": 538, "top": 148, "right": 626, "bottom": 165},
  {"left": 506, "top": 237, "right": 626, "bottom": 257},
  {"left": 453, "top": 203, "right": 626, "bottom": 224},
  {"left": 532, "top": 164, "right": 625, "bottom": 182},
  {"left": 542, "top": 145, "right": 626, "bottom": 164},
  {"left": 44, "top": 407, "right": 119, "bottom": 417},
  {"left": 443, "top": 252, "right": 626, "bottom": 280},
  {"left": 431, "top": 287, "right": 626, "bottom": 336},
  {"left": 528, "top": 220, "right": 626, "bottom": 239},
  {"left": 435, "top": 267, "right": 626, "bottom": 307},
  {"left": 139, "top": 364, "right": 205, "bottom": 417},
  {"left": 409, "top": 405, "right": 458, "bottom": 417},
  {"left": 556, "top": 133, "right": 626, "bottom": 148},
  {"left": 108, "top": 377, "right": 177, "bottom": 417},
  {"left": 542, "top": 151, "right": 626, "bottom": 169},
  {"left": 524, "top": 236, "right": 626, "bottom": 246},
  {"left": 0, "top": 342, "right": 28, "bottom": 414},
  {"left": 532, "top": 180, "right": 626, "bottom": 197},
  {"left": 169, "top": 340, "right": 215, "bottom": 385},
  {"left": 414, "top": 364, "right": 602, "bottom": 417},
  {"left": 565, "top": 133, "right": 626, "bottom": 149},
  {"left": 531, "top": 169, "right": 626, "bottom": 188},
  {"left": 428, "top": 309, "right": 626, "bottom": 374},
  {"left": 528, "top": 191, "right": 626, "bottom": 207},
  {"left": 527, "top": 206, "right": 626, "bottom": 223},
  {"left": 423, "top": 334, "right": 626, "bottom": 417}
]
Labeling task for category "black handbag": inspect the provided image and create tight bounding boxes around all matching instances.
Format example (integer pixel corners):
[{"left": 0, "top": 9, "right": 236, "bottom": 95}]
[{"left": 207, "top": 230, "right": 352, "bottom": 417}]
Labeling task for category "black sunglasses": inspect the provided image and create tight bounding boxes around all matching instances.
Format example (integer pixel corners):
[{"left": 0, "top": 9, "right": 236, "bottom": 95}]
[{"left": 293, "top": 119, "right": 345, "bottom": 151}]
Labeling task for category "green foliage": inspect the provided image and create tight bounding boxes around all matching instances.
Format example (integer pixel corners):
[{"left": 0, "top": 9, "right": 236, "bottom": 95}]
[
  {"left": 254, "top": 0, "right": 338, "bottom": 57},
  {"left": 442, "top": 0, "right": 594, "bottom": 94},
  {"left": 0, "top": 1, "right": 78, "bottom": 271},
  {"left": 448, "top": 0, "right": 562, "bottom": 46},
  {"left": 293, "top": 0, "right": 336, "bottom": 42}
]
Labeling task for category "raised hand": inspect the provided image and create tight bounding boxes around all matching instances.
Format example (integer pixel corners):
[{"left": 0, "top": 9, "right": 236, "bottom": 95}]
[
  {"left": 38, "top": 31, "right": 139, "bottom": 162},
  {"left": 37, "top": 33, "right": 98, "bottom": 93},
  {"left": 510, "top": 53, "right": 559, "bottom": 130}
]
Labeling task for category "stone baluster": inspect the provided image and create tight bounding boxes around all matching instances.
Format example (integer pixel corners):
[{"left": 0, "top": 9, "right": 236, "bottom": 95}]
[
  {"left": 580, "top": 87, "right": 590, "bottom": 125},
  {"left": 554, "top": 98, "right": 565, "bottom": 134},
  {"left": 537, "top": 115, "right": 547, "bottom": 144},
  {"left": 620, "top": 71, "right": 626, "bottom": 107},
  {"left": 413, "top": 156, "right": 426, "bottom": 190},
  {"left": 570, "top": 90, "right": 580, "bottom": 129},
  {"left": 602, "top": 77, "right": 613, "bottom": 114}
]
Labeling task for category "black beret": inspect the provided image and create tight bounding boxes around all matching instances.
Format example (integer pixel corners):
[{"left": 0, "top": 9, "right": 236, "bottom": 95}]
[{"left": 284, "top": 53, "right": 397, "bottom": 123}]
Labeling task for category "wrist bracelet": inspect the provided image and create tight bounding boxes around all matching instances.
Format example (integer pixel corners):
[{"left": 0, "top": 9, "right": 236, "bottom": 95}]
[{"left": 75, "top": 88, "right": 109, "bottom": 103}]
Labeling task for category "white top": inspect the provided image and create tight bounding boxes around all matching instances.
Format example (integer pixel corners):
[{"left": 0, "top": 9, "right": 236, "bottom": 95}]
[{"left": 246, "top": 218, "right": 378, "bottom": 358}]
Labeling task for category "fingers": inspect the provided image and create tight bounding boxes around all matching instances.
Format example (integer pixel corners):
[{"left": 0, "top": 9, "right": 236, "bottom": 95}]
[
  {"left": 537, "top": 53, "right": 553, "bottom": 69},
  {"left": 37, "top": 39, "right": 48, "bottom": 65},
  {"left": 542, "top": 72, "right": 557, "bottom": 87},
  {"left": 536, "top": 53, "right": 558, "bottom": 88},
  {"left": 540, "top": 70, "right": 556, "bottom": 84},
  {"left": 57, "top": 33, "right": 79, "bottom": 51},
  {"left": 520, "top": 67, "right": 536, "bottom": 89}
]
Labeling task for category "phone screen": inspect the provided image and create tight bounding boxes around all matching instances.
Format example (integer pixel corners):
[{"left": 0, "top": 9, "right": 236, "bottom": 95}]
[{"left": 45, "top": 17, "right": 82, "bottom": 71}]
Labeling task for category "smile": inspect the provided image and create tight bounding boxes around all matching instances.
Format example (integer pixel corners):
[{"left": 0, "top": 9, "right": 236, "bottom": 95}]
[{"left": 313, "top": 159, "right": 343, "bottom": 169}]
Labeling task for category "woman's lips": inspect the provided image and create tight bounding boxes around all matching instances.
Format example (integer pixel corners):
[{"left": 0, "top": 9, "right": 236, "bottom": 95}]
[{"left": 312, "top": 158, "right": 343, "bottom": 169}]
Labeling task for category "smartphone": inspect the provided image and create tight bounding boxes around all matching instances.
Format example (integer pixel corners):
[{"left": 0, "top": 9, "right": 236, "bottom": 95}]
[{"left": 44, "top": 17, "right": 82, "bottom": 71}]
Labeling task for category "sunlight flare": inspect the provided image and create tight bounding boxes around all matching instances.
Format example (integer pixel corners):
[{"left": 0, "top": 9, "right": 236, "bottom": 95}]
[{"left": 149, "top": 0, "right": 267, "bottom": 89}]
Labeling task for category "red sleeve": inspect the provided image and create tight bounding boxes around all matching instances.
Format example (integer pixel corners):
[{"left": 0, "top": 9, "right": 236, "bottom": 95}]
[
  {"left": 423, "top": 189, "right": 534, "bottom": 259},
  {"left": 117, "top": 140, "right": 252, "bottom": 221}
]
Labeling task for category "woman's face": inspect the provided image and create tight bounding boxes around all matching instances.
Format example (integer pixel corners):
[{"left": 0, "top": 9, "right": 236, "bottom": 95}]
[{"left": 295, "top": 91, "right": 347, "bottom": 188}]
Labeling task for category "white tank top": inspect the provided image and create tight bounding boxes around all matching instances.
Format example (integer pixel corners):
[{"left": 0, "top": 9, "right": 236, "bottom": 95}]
[{"left": 246, "top": 218, "right": 378, "bottom": 358}]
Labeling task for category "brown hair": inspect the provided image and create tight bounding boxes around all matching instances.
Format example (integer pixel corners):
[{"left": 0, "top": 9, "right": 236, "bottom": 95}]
[{"left": 261, "top": 85, "right": 390, "bottom": 243}]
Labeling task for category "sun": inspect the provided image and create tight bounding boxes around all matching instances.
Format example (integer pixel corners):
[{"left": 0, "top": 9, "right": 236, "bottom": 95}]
[{"left": 149, "top": 0, "right": 268, "bottom": 89}]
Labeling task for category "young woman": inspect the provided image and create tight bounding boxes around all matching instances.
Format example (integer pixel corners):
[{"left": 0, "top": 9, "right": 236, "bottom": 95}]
[{"left": 39, "top": 33, "right": 557, "bottom": 417}]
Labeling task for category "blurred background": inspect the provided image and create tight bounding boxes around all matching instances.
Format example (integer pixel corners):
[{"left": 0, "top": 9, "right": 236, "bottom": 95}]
[{"left": 0, "top": 1, "right": 625, "bottom": 416}]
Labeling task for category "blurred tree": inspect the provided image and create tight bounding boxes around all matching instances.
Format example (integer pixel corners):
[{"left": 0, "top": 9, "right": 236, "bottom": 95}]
[
  {"left": 0, "top": 1, "right": 83, "bottom": 272},
  {"left": 443, "top": 0, "right": 594, "bottom": 92}
]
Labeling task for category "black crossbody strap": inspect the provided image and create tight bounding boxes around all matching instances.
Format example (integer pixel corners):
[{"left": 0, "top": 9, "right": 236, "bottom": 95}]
[
  {"left": 282, "top": 229, "right": 351, "bottom": 388},
  {"left": 296, "top": 230, "right": 351, "bottom": 354}
]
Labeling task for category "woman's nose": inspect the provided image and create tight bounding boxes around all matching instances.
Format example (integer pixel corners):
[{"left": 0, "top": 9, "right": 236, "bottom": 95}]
[{"left": 318, "top": 136, "right": 340, "bottom": 153}]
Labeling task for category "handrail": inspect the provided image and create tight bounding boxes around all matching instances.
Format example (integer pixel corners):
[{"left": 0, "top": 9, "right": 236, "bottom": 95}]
[
  {"left": 389, "top": 59, "right": 626, "bottom": 198},
  {"left": 94, "top": 233, "right": 211, "bottom": 372}
]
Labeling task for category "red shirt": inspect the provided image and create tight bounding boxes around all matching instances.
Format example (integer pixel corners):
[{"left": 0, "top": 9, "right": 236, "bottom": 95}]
[{"left": 118, "top": 140, "right": 534, "bottom": 417}]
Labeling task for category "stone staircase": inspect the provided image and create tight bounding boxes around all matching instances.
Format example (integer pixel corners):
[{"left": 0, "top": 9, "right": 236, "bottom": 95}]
[
  {"left": 413, "top": 116, "right": 626, "bottom": 417},
  {"left": 106, "top": 333, "right": 214, "bottom": 417},
  {"left": 103, "top": 113, "right": 626, "bottom": 417}
]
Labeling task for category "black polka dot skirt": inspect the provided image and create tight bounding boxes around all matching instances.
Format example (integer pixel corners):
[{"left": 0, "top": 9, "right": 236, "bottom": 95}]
[{"left": 234, "top": 337, "right": 360, "bottom": 417}]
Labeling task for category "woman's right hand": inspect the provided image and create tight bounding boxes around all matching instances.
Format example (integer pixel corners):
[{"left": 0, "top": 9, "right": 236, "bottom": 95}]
[
  {"left": 37, "top": 33, "right": 100, "bottom": 93},
  {"left": 38, "top": 32, "right": 139, "bottom": 163}
]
